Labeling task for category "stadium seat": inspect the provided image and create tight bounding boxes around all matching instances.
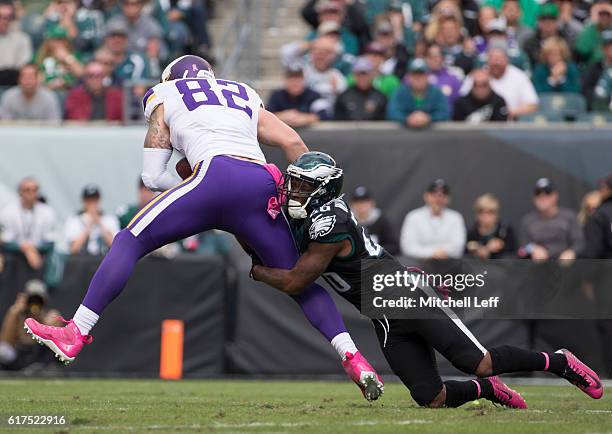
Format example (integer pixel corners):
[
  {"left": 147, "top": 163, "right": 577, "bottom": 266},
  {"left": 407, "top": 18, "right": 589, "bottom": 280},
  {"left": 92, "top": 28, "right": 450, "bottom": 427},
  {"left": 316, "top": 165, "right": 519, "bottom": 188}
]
[
  {"left": 516, "top": 113, "right": 549, "bottom": 124},
  {"left": 577, "top": 111, "right": 612, "bottom": 125},
  {"left": 537, "top": 93, "right": 587, "bottom": 122}
]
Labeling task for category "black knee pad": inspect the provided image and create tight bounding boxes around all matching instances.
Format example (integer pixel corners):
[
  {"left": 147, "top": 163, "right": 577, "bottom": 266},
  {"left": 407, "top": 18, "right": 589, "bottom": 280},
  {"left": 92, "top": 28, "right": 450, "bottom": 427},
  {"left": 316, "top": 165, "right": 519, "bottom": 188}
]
[{"left": 410, "top": 381, "right": 443, "bottom": 407}]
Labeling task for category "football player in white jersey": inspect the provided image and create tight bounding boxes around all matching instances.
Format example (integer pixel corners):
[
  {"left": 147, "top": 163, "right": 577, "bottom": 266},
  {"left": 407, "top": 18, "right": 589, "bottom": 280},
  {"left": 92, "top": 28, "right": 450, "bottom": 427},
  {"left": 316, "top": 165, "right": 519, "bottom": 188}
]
[{"left": 25, "top": 55, "right": 383, "bottom": 401}]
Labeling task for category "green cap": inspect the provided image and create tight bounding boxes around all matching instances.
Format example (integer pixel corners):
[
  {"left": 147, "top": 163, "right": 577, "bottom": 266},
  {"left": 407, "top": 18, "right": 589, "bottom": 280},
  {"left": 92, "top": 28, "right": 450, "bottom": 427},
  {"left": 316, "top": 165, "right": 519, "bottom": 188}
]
[
  {"left": 46, "top": 25, "right": 69, "bottom": 40},
  {"left": 538, "top": 3, "right": 559, "bottom": 19}
]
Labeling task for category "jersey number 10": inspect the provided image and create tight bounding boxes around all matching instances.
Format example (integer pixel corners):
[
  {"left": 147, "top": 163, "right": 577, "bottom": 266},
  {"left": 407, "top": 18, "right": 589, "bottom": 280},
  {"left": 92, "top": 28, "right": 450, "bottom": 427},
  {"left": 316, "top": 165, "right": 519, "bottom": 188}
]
[{"left": 175, "top": 79, "right": 253, "bottom": 119}]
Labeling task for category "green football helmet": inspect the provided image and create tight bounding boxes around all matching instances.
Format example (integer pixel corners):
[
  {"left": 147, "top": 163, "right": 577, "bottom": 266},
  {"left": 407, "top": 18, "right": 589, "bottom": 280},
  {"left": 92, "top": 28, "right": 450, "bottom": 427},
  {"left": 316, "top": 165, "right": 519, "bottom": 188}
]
[{"left": 280, "top": 151, "right": 344, "bottom": 219}]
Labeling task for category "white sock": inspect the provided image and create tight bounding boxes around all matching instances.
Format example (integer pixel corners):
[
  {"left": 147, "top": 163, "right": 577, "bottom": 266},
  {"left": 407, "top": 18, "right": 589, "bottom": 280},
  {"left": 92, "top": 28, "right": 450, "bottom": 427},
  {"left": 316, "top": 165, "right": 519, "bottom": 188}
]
[
  {"left": 331, "top": 332, "right": 358, "bottom": 360},
  {"left": 72, "top": 304, "right": 99, "bottom": 335}
]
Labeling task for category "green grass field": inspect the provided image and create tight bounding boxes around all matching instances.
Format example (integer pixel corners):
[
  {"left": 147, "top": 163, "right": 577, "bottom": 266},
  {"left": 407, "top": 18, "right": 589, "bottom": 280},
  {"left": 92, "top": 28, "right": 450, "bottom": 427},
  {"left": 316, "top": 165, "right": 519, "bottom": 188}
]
[{"left": 0, "top": 379, "right": 610, "bottom": 433}]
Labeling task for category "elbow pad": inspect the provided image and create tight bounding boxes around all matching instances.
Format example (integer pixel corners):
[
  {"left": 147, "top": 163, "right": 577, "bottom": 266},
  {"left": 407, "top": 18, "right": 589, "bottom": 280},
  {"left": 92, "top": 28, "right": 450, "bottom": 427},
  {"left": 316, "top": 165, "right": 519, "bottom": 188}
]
[{"left": 141, "top": 148, "right": 181, "bottom": 192}]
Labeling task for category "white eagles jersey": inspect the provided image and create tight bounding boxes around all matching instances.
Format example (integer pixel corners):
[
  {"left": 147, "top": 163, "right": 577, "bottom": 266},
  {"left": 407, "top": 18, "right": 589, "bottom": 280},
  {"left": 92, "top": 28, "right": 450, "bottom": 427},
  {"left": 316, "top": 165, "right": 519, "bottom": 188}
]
[{"left": 142, "top": 77, "right": 267, "bottom": 168}]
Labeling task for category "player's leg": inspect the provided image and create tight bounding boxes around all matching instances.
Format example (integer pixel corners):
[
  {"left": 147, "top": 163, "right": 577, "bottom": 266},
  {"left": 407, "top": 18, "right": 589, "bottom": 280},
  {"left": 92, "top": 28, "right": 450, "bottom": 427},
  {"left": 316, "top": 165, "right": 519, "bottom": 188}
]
[
  {"left": 373, "top": 318, "right": 525, "bottom": 408},
  {"left": 24, "top": 161, "right": 222, "bottom": 361},
  {"left": 417, "top": 314, "right": 603, "bottom": 401}
]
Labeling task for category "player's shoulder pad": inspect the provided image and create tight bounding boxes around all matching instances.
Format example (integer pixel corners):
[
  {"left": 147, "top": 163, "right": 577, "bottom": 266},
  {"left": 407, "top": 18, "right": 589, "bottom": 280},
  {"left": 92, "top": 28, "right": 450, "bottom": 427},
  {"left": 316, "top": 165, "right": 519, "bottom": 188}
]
[
  {"left": 143, "top": 82, "right": 167, "bottom": 122},
  {"left": 307, "top": 197, "right": 350, "bottom": 241}
]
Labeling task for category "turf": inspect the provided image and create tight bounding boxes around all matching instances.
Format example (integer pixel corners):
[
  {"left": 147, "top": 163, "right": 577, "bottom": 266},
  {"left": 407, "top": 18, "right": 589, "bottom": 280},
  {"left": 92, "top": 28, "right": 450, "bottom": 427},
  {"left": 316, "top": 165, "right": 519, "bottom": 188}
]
[{"left": 0, "top": 379, "right": 609, "bottom": 433}]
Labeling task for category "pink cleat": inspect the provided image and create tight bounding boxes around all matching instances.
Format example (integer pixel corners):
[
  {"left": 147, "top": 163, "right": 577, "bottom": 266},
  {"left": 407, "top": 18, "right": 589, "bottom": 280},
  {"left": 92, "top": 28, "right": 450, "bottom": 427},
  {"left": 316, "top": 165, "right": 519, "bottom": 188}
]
[
  {"left": 342, "top": 351, "right": 384, "bottom": 401},
  {"left": 487, "top": 376, "right": 527, "bottom": 409},
  {"left": 556, "top": 349, "right": 603, "bottom": 399},
  {"left": 23, "top": 317, "right": 92, "bottom": 365}
]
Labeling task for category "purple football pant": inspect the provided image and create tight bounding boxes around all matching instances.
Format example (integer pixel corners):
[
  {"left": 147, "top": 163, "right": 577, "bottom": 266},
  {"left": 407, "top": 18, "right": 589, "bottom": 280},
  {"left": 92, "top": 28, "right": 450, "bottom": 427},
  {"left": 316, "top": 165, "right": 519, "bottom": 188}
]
[{"left": 81, "top": 155, "right": 347, "bottom": 341}]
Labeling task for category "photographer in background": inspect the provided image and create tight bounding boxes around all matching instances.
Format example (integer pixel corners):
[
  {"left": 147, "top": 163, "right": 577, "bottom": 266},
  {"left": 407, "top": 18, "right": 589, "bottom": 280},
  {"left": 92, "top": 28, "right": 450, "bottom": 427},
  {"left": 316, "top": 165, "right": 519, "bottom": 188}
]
[{"left": 0, "top": 280, "right": 61, "bottom": 371}]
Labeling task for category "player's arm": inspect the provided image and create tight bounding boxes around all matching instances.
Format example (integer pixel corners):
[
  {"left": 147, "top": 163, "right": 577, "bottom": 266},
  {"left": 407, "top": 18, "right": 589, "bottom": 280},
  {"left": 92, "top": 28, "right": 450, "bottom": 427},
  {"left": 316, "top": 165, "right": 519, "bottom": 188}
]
[
  {"left": 251, "top": 241, "right": 345, "bottom": 295},
  {"left": 257, "top": 107, "right": 309, "bottom": 162},
  {"left": 141, "top": 104, "right": 182, "bottom": 192}
]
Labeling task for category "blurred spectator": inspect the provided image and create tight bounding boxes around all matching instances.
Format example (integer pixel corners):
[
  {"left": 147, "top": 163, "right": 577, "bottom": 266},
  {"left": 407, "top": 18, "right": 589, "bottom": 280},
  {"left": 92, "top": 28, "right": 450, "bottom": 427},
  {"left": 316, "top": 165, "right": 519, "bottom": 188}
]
[
  {"left": 266, "top": 65, "right": 330, "bottom": 128},
  {"left": 476, "top": 19, "right": 531, "bottom": 71},
  {"left": 424, "top": 0, "right": 464, "bottom": 43},
  {"left": 348, "top": 41, "right": 400, "bottom": 97},
  {"left": 466, "top": 193, "right": 516, "bottom": 259},
  {"left": 369, "top": 21, "right": 410, "bottom": 78},
  {"left": 554, "top": 0, "right": 585, "bottom": 46},
  {"left": 578, "top": 190, "right": 602, "bottom": 226},
  {"left": 583, "top": 30, "right": 612, "bottom": 110},
  {"left": 387, "top": 58, "right": 450, "bottom": 128},
  {"left": 64, "top": 184, "right": 119, "bottom": 255},
  {"left": 301, "top": 0, "right": 370, "bottom": 48},
  {"left": 35, "top": 25, "right": 84, "bottom": 91},
  {"left": 0, "top": 0, "right": 32, "bottom": 86},
  {"left": 475, "top": 5, "right": 498, "bottom": 42},
  {"left": 400, "top": 178, "right": 466, "bottom": 259},
  {"left": 153, "top": 0, "right": 209, "bottom": 57},
  {"left": 425, "top": 43, "right": 463, "bottom": 109},
  {"left": 310, "top": 20, "right": 355, "bottom": 75},
  {"left": 349, "top": 185, "right": 398, "bottom": 254},
  {"left": 523, "top": 3, "right": 571, "bottom": 66},
  {"left": 305, "top": 1, "right": 360, "bottom": 55},
  {"left": 0, "top": 280, "right": 61, "bottom": 371},
  {"left": 501, "top": 0, "right": 534, "bottom": 48},
  {"left": 453, "top": 67, "right": 508, "bottom": 122},
  {"left": 64, "top": 60, "right": 123, "bottom": 121},
  {"left": 485, "top": 0, "right": 540, "bottom": 28},
  {"left": 117, "top": 179, "right": 155, "bottom": 229},
  {"left": 101, "top": 21, "right": 152, "bottom": 83},
  {"left": 584, "top": 174, "right": 612, "bottom": 258},
  {"left": 518, "top": 178, "right": 584, "bottom": 261},
  {"left": 43, "top": 0, "right": 105, "bottom": 55},
  {"left": 280, "top": 36, "right": 347, "bottom": 108},
  {"left": 334, "top": 56, "right": 387, "bottom": 120},
  {"left": 461, "top": 45, "right": 539, "bottom": 118},
  {"left": 0, "top": 177, "right": 57, "bottom": 271},
  {"left": 533, "top": 36, "right": 581, "bottom": 93},
  {"left": 0, "top": 64, "right": 62, "bottom": 121},
  {"left": 433, "top": 14, "right": 477, "bottom": 74},
  {"left": 43, "top": 0, "right": 79, "bottom": 42},
  {"left": 106, "top": 0, "right": 164, "bottom": 55},
  {"left": 575, "top": 0, "right": 612, "bottom": 65}
]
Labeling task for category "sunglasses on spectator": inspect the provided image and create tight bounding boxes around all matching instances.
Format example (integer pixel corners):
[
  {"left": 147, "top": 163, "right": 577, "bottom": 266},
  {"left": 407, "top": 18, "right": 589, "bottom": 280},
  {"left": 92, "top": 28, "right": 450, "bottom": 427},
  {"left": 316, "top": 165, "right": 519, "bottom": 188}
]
[
  {"left": 86, "top": 72, "right": 105, "bottom": 78},
  {"left": 473, "top": 81, "right": 490, "bottom": 88},
  {"left": 20, "top": 186, "right": 39, "bottom": 193}
]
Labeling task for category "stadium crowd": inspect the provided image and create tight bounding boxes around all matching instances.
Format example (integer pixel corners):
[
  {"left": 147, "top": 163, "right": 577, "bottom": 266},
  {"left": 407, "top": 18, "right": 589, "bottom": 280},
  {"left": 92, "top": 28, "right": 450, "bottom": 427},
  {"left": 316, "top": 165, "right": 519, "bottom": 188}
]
[
  {"left": 269, "top": 0, "right": 612, "bottom": 126},
  {"left": 0, "top": 0, "right": 611, "bottom": 123},
  {"left": 0, "top": 0, "right": 214, "bottom": 122}
]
